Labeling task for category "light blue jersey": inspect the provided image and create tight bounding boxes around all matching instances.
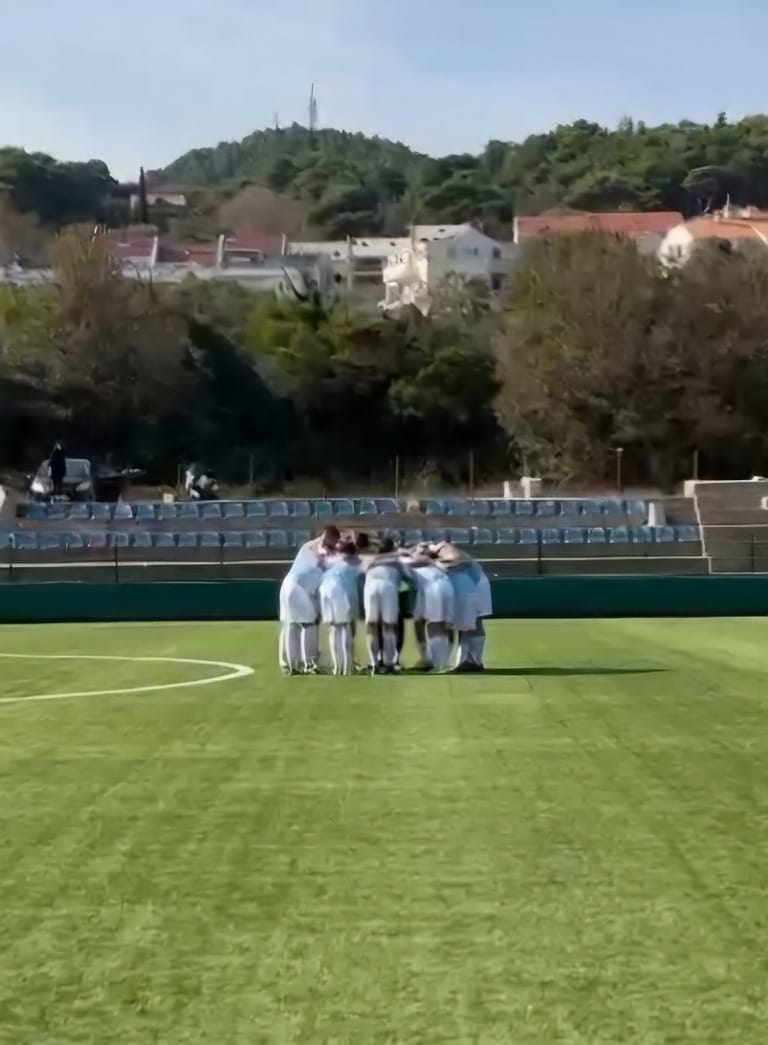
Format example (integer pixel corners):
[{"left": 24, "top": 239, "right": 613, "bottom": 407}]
[
  {"left": 322, "top": 558, "right": 361, "bottom": 605},
  {"left": 287, "top": 540, "right": 323, "bottom": 584}
]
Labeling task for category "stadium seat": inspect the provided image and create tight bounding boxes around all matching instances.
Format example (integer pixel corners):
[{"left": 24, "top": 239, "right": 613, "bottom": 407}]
[
  {"left": 68, "top": 503, "right": 91, "bottom": 521},
  {"left": 490, "top": 499, "right": 512, "bottom": 517},
  {"left": 267, "top": 500, "right": 289, "bottom": 518},
  {"left": 447, "top": 528, "right": 471, "bottom": 545},
  {"left": 109, "top": 532, "right": 130, "bottom": 549},
  {"left": 470, "top": 527, "right": 494, "bottom": 546},
  {"left": 607, "top": 526, "right": 630, "bottom": 544},
  {"left": 654, "top": 526, "right": 676, "bottom": 544},
  {"left": 0, "top": 533, "right": 11, "bottom": 549},
  {"left": 587, "top": 527, "right": 608, "bottom": 544},
  {"left": 423, "top": 528, "right": 447, "bottom": 544},
  {"left": 541, "top": 528, "right": 561, "bottom": 545},
  {"left": 113, "top": 501, "right": 134, "bottom": 521},
  {"left": 536, "top": 500, "right": 558, "bottom": 517},
  {"left": 599, "top": 499, "right": 624, "bottom": 516},
  {"left": 11, "top": 532, "right": 38, "bottom": 551},
  {"left": 244, "top": 530, "right": 267, "bottom": 549},
  {"left": 513, "top": 501, "right": 535, "bottom": 517},
  {"left": 37, "top": 533, "right": 63, "bottom": 551},
  {"left": 153, "top": 533, "right": 176, "bottom": 549},
  {"left": 200, "top": 502, "right": 223, "bottom": 520},
  {"left": 292, "top": 530, "right": 312, "bottom": 547},
  {"left": 85, "top": 533, "right": 108, "bottom": 550},
  {"left": 631, "top": 527, "right": 654, "bottom": 544},
  {"left": 333, "top": 498, "right": 355, "bottom": 516},
  {"left": 268, "top": 530, "right": 289, "bottom": 549},
  {"left": 157, "top": 503, "right": 179, "bottom": 522},
  {"left": 177, "top": 501, "right": 200, "bottom": 520},
  {"left": 375, "top": 498, "right": 401, "bottom": 515},
  {"left": 133, "top": 503, "right": 156, "bottom": 523},
  {"left": 676, "top": 525, "right": 701, "bottom": 543},
  {"left": 445, "top": 499, "right": 468, "bottom": 517},
  {"left": 401, "top": 528, "right": 422, "bottom": 546},
  {"left": 356, "top": 498, "right": 378, "bottom": 517},
  {"left": 199, "top": 532, "right": 221, "bottom": 549},
  {"left": 45, "top": 503, "right": 67, "bottom": 521},
  {"left": 222, "top": 501, "right": 246, "bottom": 520},
  {"left": 25, "top": 504, "right": 48, "bottom": 522},
  {"left": 131, "top": 532, "right": 153, "bottom": 549},
  {"left": 518, "top": 528, "right": 538, "bottom": 545},
  {"left": 65, "top": 533, "right": 85, "bottom": 550},
  {"left": 564, "top": 528, "right": 585, "bottom": 544},
  {"left": 290, "top": 500, "right": 312, "bottom": 519},
  {"left": 222, "top": 532, "right": 245, "bottom": 549},
  {"left": 469, "top": 499, "right": 492, "bottom": 518},
  {"left": 559, "top": 500, "right": 581, "bottom": 517},
  {"left": 312, "top": 500, "right": 333, "bottom": 519},
  {"left": 176, "top": 532, "right": 199, "bottom": 549},
  {"left": 494, "top": 528, "right": 518, "bottom": 545},
  {"left": 245, "top": 501, "right": 268, "bottom": 519},
  {"left": 90, "top": 503, "right": 112, "bottom": 522},
  {"left": 625, "top": 499, "right": 647, "bottom": 519}
]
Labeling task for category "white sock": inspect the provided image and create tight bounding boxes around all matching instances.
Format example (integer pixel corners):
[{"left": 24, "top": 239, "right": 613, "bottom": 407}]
[
  {"left": 305, "top": 624, "right": 319, "bottom": 667},
  {"left": 469, "top": 633, "right": 486, "bottom": 666},
  {"left": 367, "top": 630, "right": 381, "bottom": 669},
  {"left": 382, "top": 628, "right": 397, "bottom": 668},
  {"left": 328, "top": 626, "right": 340, "bottom": 675},
  {"left": 287, "top": 624, "right": 303, "bottom": 671},
  {"left": 427, "top": 630, "right": 446, "bottom": 671},
  {"left": 279, "top": 623, "right": 289, "bottom": 670}
]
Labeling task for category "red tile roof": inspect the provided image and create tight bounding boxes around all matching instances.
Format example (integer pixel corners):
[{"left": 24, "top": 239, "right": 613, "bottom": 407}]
[
  {"left": 681, "top": 215, "right": 768, "bottom": 241},
  {"left": 517, "top": 211, "right": 681, "bottom": 241}
]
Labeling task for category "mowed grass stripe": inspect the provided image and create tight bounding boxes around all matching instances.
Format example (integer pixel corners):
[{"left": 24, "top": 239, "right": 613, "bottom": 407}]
[{"left": 0, "top": 621, "right": 767, "bottom": 1042}]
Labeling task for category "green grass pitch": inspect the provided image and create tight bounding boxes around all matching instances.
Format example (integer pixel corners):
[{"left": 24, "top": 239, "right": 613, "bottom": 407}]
[{"left": 1, "top": 618, "right": 767, "bottom": 1043}]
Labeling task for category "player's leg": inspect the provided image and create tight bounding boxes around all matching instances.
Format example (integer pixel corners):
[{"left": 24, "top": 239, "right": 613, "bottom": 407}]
[
  {"left": 426, "top": 621, "right": 449, "bottom": 671},
  {"left": 364, "top": 581, "right": 383, "bottom": 672},
  {"left": 340, "top": 623, "right": 353, "bottom": 675},
  {"left": 413, "top": 617, "right": 430, "bottom": 669},
  {"left": 287, "top": 623, "right": 303, "bottom": 673},
  {"left": 381, "top": 582, "right": 400, "bottom": 670},
  {"left": 329, "top": 624, "right": 343, "bottom": 675},
  {"left": 469, "top": 619, "right": 486, "bottom": 670}
]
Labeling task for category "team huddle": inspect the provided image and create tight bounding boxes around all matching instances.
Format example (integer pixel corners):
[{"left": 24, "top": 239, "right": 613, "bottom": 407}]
[{"left": 278, "top": 526, "right": 492, "bottom": 675}]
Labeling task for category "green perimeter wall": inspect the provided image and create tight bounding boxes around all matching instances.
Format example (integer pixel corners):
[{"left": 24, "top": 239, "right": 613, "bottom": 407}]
[{"left": 2, "top": 577, "right": 768, "bottom": 624}]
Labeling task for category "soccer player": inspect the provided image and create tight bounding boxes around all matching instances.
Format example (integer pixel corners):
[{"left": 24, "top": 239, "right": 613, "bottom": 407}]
[
  {"left": 431, "top": 541, "right": 480, "bottom": 673},
  {"left": 363, "top": 537, "right": 407, "bottom": 674},
  {"left": 279, "top": 526, "right": 340, "bottom": 674},
  {"left": 319, "top": 540, "right": 361, "bottom": 675},
  {"left": 408, "top": 547, "right": 456, "bottom": 671}
]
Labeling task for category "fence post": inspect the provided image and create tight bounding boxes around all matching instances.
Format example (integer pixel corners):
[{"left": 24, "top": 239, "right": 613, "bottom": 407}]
[
  {"left": 537, "top": 532, "right": 543, "bottom": 576},
  {"left": 114, "top": 544, "right": 119, "bottom": 584}
]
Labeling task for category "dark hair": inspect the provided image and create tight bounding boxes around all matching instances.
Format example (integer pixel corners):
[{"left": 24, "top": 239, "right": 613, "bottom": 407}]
[
  {"left": 356, "top": 532, "right": 371, "bottom": 551},
  {"left": 339, "top": 539, "right": 357, "bottom": 556},
  {"left": 379, "top": 537, "right": 396, "bottom": 554},
  {"left": 321, "top": 525, "right": 341, "bottom": 549}
]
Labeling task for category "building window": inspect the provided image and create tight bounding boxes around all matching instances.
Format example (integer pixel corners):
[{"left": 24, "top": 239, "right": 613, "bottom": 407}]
[
  {"left": 491, "top": 274, "right": 504, "bottom": 291},
  {"left": 492, "top": 247, "right": 502, "bottom": 259}
]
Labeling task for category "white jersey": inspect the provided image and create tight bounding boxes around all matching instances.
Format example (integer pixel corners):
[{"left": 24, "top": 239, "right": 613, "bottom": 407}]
[
  {"left": 279, "top": 540, "right": 325, "bottom": 624},
  {"left": 319, "top": 558, "right": 361, "bottom": 624},
  {"left": 413, "top": 564, "right": 455, "bottom": 625},
  {"left": 363, "top": 553, "right": 403, "bottom": 625}
]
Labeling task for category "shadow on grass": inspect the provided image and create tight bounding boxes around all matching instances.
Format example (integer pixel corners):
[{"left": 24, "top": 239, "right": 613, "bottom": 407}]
[{"left": 478, "top": 667, "right": 667, "bottom": 677}]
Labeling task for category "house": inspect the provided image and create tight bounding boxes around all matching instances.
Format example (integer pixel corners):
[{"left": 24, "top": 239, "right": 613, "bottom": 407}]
[
  {"left": 658, "top": 207, "right": 768, "bottom": 265},
  {"left": 129, "top": 191, "right": 187, "bottom": 220},
  {"left": 380, "top": 224, "right": 510, "bottom": 314},
  {"left": 515, "top": 210, "right": 681, "bottom": 254}
]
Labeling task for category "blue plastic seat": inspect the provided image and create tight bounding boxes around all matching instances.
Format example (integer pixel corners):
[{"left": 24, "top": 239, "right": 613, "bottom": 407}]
[
  {"left": 559, "top": 500, "right": 581, "bottom": 517},
  {"left": 447, "top": 528, "right": 470, "bottom": 545},
  {"left": 332, "top": 498, "right": 355, "bottom": 516},
  {"left": 494, "top": 528, "right": 518, "bottom": 545},
  {"left": 541, "top": 528, "right": 561, "bottom": 545},
  {"left": 178, "top": 501, "right": 201, "bottom": 520},
  {"left": 109, "top": 532, "right": 130, "bottom": 549},
  {"left": 86, "top": 533, "right": 108, "bottom": 550},
  {"left": 564, "top": 528, "right": 585, "bottom": 544},
  {"left": 38, "top": 533, "right": 63, "bottom": 551},
  {"left": 90, "top": 503, "right": 112, "bottom": 522},
  {"left": 12, "top": 532, "right": 38, "bottom": 551},
  {"left": 267, "top": 500, "right": 289, "bottom": 518},
  {"left": 153, "top": 533, "right": 176, "bottom": 549},
  {"left": 631, "top": 526, "right": 653, "bottom": 544},
  {"left": 599, "top": 499, "right": 624, "bottom": 516},
  {"left": 131, "top": 532, "right": 153, "bottom": 549},
  {"left": 625, "top": 499, "right": 647, "bottom": 519},
  {"left": 65, "top": 533, "right": 85, "bottom": 550},
  {"left": 518, "top": 528, "right": 538, "bottom": 545},
  {"left": 0, "top": 532, "right": 11, "bottom": 549},
  {"left": 200, "top": 502, "right": 223, "bottom": 520},
  {"left": 26, "top": 504, "right": 48, "bottom": 522},
  {"left": 222, "top": 532, "right": 245, "bottom": 549},
  {"left": 312, "top": 500, "right": 333, "bottom": 519},
  {"left": 176, "top": 532, "right": 199, "bottom": 549},
  {"left": 292, "top": 530, "right": 312, "bottom": 547},
  {"left": 376, "top": 498, "right": 400, "bottom": 516},
  {"left": 222, "top": 502, "right": 245, "bottom": 520},
  {"left": 536, "top": 500, "right": 557, "bottom": 517},
  {"left": 245, "top": 501, "right": 267, "bottom": 519},
  {"left": 157, "top": 503, "right": 179, "bottom": 522},
  {"left": 587, "top": 527, "right": 607, "bottom": 544},
  {"left": 423, "top": 528, "right": 446, "bottom": 544},
  {"left": 403, "top": 528, "right": 424, "bottom": 546},
  {"left": 68, "top": 503, "right": 90, "bottom": 521},
  {"left": 470, "top": 500, "right": 492, "bottom": 518},
  {"left": 113, "top": 501, "right": 134, "bottom": 521},
  {"left": 490, "top": 499, "right": 512, "bottom": 517},
  {"left": 514, "top": 501, "right": 535, "bottom": 517},
  {"left": 676, "top": 525, "right": 700, "bottom": 543},
  {"left": 244, "top": 531, "right": 267, "bottom": 549},
  {"left": 445, "top": 499, "right": 468, "bottom": 517},
  {"left": 290, "top": 500, "right": 311, "bottom": 520},
  {"left": 423, "top": 498, "right": 445, "bottom": 516},
  {"left": 608, "top": 526, "right": 630, "bottom": 544},
  {"left": 199, "top": 532, "right": 221, "bottom": 549},
  {"left": 134, "top": 503, "right": 156, "bottom": 523},
  {"left": 268, "top": 530, "right": 289, "bottom": 549},
  {"left": 471, "top": 527, "right": 494, "bottom": 545},
  {"left": 46, "top": 503, "right": 67, "bottom": 521},
  {"left": 654, "top": 526, "right": 676, "bottom": 544},
  {"left": 357, "top": 498, "right": 378, "bottom": 517}
]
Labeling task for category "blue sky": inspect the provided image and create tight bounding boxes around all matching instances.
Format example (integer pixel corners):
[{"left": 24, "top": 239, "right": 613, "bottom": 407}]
[{"left": 1, "top": 0, "right": 766, "bottom": 178}]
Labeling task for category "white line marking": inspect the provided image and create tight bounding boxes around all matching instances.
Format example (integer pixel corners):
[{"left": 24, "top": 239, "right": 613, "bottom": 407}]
[{"left": 0, "top": 654, "right": 254, "bottom": 705}]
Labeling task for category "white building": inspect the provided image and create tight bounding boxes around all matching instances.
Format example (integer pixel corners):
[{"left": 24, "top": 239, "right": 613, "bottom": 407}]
[
  {"left": 658, "top": 207, "right": 768, "bottom": 266},
  {"left": 381, "top": 224, "right": 509, "bottom": 314}
]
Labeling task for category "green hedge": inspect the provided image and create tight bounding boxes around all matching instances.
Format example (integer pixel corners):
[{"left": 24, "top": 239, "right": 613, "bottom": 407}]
[{"left": 2, "top": 576, "right": 768, "bottom": 624}]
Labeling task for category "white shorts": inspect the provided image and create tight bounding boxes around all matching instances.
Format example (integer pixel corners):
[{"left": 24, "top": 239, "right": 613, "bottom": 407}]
[
  {"left": 319, "top": 578, "right": 356, "bottom": 625},
  {"left": 279, "top": 576, "right": 319, "bottom": 625},
  {"left": 475, "top": 572, "right": 493, "bottom": 618},
  {"left": 364, "top": 577, "right": 399, "bottom": 625},
  {"left": 414, "top": 576, "right": 455, "bottom": 625},
  {"left": 448, "top": 569, "right": 479, "bottom": 632}
]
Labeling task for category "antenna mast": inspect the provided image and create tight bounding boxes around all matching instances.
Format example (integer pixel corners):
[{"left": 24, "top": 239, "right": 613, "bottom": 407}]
[{"left": 309, "top": 83, "right": 318, "bottom": 135}]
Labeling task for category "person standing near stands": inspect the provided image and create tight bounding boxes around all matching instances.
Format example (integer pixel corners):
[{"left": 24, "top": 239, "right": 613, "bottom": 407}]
[{"left": 49, "top": 441, "right": 66, "bottom": 499}]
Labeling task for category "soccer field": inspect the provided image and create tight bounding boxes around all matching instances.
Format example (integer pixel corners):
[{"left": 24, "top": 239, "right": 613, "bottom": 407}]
[{"left": 1, "top": 619, "right": 767, "bottom": 1044}]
